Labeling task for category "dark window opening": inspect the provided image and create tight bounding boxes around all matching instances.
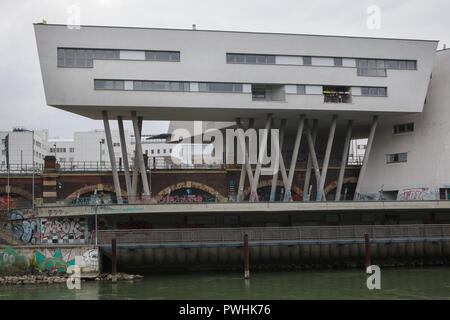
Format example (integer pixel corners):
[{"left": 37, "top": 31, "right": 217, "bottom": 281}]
[{"left": 323, "top": 86, "right": 351, "bottom": 103}]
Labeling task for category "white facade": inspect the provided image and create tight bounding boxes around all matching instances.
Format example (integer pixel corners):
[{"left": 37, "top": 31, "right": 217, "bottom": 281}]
[
  {"left": 49, "top": 129, "right": 132, "bottom": 164},
  {"left": 34, "top": 24, "right": 437, "bottom": 123},
  {"left": 0, "top": 128, "right": 49, "bottom": 169},
  {"left": 34, "top": 24, "right": 446, "bottom": 202},
  {"left": 359, "top": 49, "right": 450, "bottom": 201}
]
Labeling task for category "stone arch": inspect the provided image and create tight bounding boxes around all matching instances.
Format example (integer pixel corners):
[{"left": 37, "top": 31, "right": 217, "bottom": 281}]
[
  {"left": 0, "top": 186, "right": 33, "bottom": 201},
  {"left": 242, "top": 179, "right": 302, "bottom": 199},
  {"left": 157, "top": 181, "right": 227, "bottom": 202},
  {"left": 65, "top": 184, "right": 128, "bottom": 203},
  {"left": 323, "top": 176, "right": 358, "bottom": 196}
]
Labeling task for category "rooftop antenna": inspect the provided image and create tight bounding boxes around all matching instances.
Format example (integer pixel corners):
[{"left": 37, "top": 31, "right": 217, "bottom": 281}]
[{"left": 192, "top": 24, "right": 196, "bottom": 30}]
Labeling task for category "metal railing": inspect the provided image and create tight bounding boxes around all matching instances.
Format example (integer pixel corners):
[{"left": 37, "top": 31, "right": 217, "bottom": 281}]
[
  {"left": 0, "top": 164, "right": 44, "bottom": 174},
  {"left": 96, "top": 224, "right": 450, "bottom": 245}
]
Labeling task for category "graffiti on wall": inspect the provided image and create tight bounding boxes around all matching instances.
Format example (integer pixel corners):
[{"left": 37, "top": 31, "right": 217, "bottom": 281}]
[
  {"left": 355, "top": 193, "right": 379, "bottom": 201},
  {"left": 397, "top": 188, "right": 438, "bottom": 201},
  {"left": 0, "top": 248, "right": 27, "bottom": 269},
  {"left": 8, "top": 211, "right": 40, "bottom": 244},
  {"left": 35, "top": 248, "right": 75, "bottom": 272},
  {"left": 35, "top": 248, "right": 99, "bottom": 273},
  {"left": 40, "top": 218, "right": 86, "bottom": 244}
]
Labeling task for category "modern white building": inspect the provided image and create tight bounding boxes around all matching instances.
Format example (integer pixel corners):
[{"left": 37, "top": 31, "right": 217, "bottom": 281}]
[
  {"left": 49, "top": 129, "right": 132, "bottom": 166},
  {"left": 0, "top": 128, "right": 49, "bottom": 171},
  {"left": 34, "top": 23, "right": 439, "bottom": 202}
]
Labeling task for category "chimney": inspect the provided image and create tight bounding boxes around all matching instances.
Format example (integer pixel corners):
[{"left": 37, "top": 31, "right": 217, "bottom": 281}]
[
  {"left": 192, "top": 24, "right": 196, "bottom": 30},
  {"left": 444, "top": 44, "right": 447, "bottom": 50}
]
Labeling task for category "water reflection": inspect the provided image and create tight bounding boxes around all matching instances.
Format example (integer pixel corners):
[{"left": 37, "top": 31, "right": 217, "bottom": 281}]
[{"left": 0, "top": 267, "right": 449, "bottom": 300}]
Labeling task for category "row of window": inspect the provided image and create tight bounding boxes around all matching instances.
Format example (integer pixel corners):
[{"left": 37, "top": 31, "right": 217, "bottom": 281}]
[
  {"left": 134, "top": 81, "right": 190, "bottom": 92},
  {"left": 386, "top": 152, "right": 407, "bottom": 163},
  {"left": 199, "top": 82, "right": 243, "bottom": 92},
  {"left": 149, "top": 148, "right": 173, "bottom": 155},
  {"left": 50, "top": 147, "right": 75, "bottom": 153},
  {"left": 393, "top": 123, "right": 414, "bottom": 134},
  {"left": 57, "top": 48, "right": 180, "bottom": 67},
  {"left": 226, "top": 54, "right": 276, "bottom": 64},
  {"left": 361, "top": 87, "right": 387, "bottom": 97},
  {"left": 357, "top": 59, "right": 416, "bottom": 77}
]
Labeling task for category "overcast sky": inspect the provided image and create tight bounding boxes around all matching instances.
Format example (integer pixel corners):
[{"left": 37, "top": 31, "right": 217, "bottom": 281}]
[{"left": 0, "top": 0, "right": 449, "bottom": 138}]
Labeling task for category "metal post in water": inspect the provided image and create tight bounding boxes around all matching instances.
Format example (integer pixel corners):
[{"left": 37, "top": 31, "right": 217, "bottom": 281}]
[
  {"left": 364, "top": 233, "right": 371, "bottom": 268},
  {"left": 112, "top": 238, "right": 117, "bottom": 282},
  {"left": 244, "top": 233, "right": 250, "bottom": 279}
]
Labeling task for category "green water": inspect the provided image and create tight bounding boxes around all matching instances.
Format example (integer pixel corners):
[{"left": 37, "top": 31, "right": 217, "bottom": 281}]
[{"left": 0, "top": 267, "right": 449, "bottom": 300}]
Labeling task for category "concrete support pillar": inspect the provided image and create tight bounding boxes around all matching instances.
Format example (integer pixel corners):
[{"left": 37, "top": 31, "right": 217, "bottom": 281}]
[
  {"left": 270, "top": 119, "right": 286, "bottom": 202},
  {"left": 236, "top": 118, "right": 256, "bottom": 202},
  {"left": 317, "top": 115, "right": 338, "bottom": 201},
  {"left": 336, "top": 120, "right": 353, "bottom": 201},
  {"left": 236, "top": 118, "right": 248, "bottom": 202},
  {"left": 102, "top": 110, "right": 122, "bottom": 203},
  {"left": 118, "top": 116, "right": 132, "bottom": 201},
  {"left": 354, "top": 115, "right": 378, "bottom": 200},
  {"left": 284, "top": 115, "right": 305, "bottom": 201},
  {"left": 303, "top": 119, "right": 318, "bottom": 200},
  {"left": 305, "top": 124, "right": 321, "bottom": 200},
  {"left": 131, "top": 112, "right": 150, "bottom": 200},
  {"left": 131, "top": 117, "right": 143, "bottom": 202},
  {"left": 249, "top": 114, "right": 272, "bottom": 202}
]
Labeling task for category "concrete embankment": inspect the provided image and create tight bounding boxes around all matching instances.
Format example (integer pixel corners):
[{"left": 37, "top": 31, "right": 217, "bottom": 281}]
[{"left": 100, "top": 240, "right": 450, "bottom": 272}]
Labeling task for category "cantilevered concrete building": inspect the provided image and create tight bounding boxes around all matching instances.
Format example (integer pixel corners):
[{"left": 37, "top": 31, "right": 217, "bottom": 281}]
[{"left": 34, "top": 23, "right": 439, "bottom": 202}]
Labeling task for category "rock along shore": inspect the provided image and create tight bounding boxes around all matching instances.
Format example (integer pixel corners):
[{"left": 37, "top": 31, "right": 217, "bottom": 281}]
[{"left": 0, "top": 270, "right": 144, "bottom": 286}]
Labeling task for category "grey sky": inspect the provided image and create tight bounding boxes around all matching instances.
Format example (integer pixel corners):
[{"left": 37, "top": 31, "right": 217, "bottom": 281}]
[{"left": 0, "top": 0, "right": 448, "bottom": 138}]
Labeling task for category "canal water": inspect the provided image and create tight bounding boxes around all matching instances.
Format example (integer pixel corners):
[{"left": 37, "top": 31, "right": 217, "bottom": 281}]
[{"left": 0, "top": 267, "right": 449, "bottom": 300}]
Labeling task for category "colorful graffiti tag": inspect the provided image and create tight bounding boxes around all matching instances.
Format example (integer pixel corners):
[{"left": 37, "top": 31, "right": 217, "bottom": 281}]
[
  {"left": 40, "top": 218, "right": 86, "bottom": 244},
  {"left": 8, "top": 211, "right": 40, "bottom": 244},
  {"left": 0, "top": 248, "right": 27, "bottom": 269},
  {"left": 35, "top": 248, "right": 75, "bottom": 273},
  {"left": 397, "top": 188, "right": 438, "bottom": 201}
]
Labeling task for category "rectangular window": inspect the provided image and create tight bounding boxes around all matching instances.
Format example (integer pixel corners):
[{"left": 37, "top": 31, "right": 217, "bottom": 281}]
[
  {"left": 360, "top": 87, "right": 387, "bottom": 97},
  {"left": 334, "top": 57, "right": 343, "bottom": 66},
  {"left": 393, "top": 123, "right": 414, "bottom": 134},
  {"left": 252, "top": 88, "right": 266, "bottom": 99},
  {"left": 226, "top": 54, "right": 275, "bottom": 64},
  {"left": 296, "top": 85, "right": 306, "bottom": 94},
  {"left": 386, "top": 152, "right": 407, "bottom": 164},
  {"left": 198, "top": 82, "right": 243, "bottom": 92},
  {"left": 69, "top": 148, "right": 75, "bottom": 153},
  {"left": 357, "top": 59, "right": 386, "bottom": 77},
  {"left": 58, "top": 48, "right": 119, "bottom": 67},
  {"left": 94, "top": 80, "right": 124, "bottom": 90},
  {"left": 145, "top": 51, "right": 180, "bottom": 61},
  {"left": 303, "top": 56, "right": 312, "bottom": 65},
  {"left": 133, "top": 80, "right": 188, "bottom": 91}
]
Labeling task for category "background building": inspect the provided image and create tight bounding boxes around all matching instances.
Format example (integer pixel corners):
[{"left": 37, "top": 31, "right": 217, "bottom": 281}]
[{"left": 0, "top": 128, "right": 49, "bottom": 170}]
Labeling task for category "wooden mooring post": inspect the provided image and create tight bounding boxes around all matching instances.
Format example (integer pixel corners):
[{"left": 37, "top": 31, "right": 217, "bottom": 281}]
[{"left": 244, "top": 233, "right": 250, "bottom": 279}]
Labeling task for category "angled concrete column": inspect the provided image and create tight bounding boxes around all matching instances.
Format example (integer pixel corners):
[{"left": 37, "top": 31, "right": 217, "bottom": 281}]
[
  {"left": 131, "top": 117, "right": 143, "bottom": 202},
  {"left": 236, "top": 118, "right": 247, "bottom": 202},
  {"left": 336, "top": 120, "right": 354, "bottom": 201},
  {"left": 270, "top": 119, "right": 286, "bottom": 202},
  {"left": 102, "top": 111, "right": 122, "bottom": 203},
  {"left": 118, "top": 116, "right": 132, "bottom": 201},
  {"left": 303, "top": 119, "right": 318, "bottom": 200},
  {"left": 354, "top": 115, "right": 378, "bottom": 200},
  {"left": 244, "top": 119, "right": 256, "bottom": 191},
  {"left": 284, "top": 115, "right": 305, "bottom": 202},
  {"left": 131, "top": 112, "right": 150, "bottom": 199},
  {"left": 305, "top": 124, "right": 321, "bottom": 199},
  {"left": 249, "top": 114, "right": 272, "bottom": 202},
  {"left": 317, "top": 115, "right": 338, "bottom": 201}
]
